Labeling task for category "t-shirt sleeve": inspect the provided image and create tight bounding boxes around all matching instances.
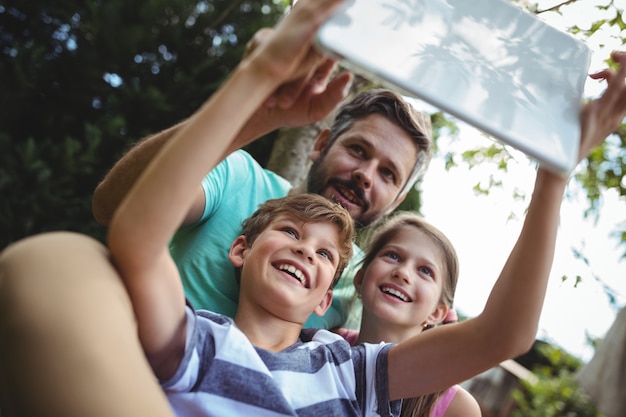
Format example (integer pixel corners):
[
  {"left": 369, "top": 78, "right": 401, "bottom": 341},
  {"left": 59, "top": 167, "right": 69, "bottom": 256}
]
[
  {"left": 198, "top": 150, "right": 252, "bottom": 224},
  {"left": 352, "top": 343, "right": 402, "bottom": 417},
  {"left": 161, "top": 305, "right": 210, "bottom": 393}
]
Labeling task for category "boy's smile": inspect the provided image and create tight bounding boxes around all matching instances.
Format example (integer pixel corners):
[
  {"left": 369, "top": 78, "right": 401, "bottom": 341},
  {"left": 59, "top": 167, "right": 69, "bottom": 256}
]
[
  {"left": 276, "top": 262, "right": 309, "bottom": 288},
  {"left": 232, "top": 215, "right": 341, "bottom": 324}
]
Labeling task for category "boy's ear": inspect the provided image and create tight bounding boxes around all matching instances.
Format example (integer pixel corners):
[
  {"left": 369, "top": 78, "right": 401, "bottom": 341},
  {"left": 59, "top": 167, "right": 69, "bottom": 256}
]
[
  {"left": 310, "top": 128, "right": 331, "bottom": 162},
  {"left": 228, "top": 235, "right": 249, "bottom": 267},
  {"left": 353, "top": 268, "right": 365, "bottom": 295},
  {"left": 312, "top": 289, "right": 333, "bottom": 317}
]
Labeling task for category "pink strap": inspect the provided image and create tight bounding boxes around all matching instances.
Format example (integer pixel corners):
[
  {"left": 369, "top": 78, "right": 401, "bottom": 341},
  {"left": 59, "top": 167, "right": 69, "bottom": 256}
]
[{"left": 430, "top": 385, "right": 459, "bottom": 417}]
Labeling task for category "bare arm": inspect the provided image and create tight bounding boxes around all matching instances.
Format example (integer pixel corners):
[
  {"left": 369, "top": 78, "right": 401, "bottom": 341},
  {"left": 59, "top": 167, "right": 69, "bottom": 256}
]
[
  {"left": 387, "top": 50, "right": 626, "bottom": 400},
  {"left": 388, "top": 168, "right": 566, "bottom": 399},
  {"left": 106, "top": 0, "right": 345, "bottom": 381},
  {"left": 92, "top": 33, "right": 351, "bottom": 227},
  {"left": 91, "top": 121, "right": 206, "bottom": 226}
]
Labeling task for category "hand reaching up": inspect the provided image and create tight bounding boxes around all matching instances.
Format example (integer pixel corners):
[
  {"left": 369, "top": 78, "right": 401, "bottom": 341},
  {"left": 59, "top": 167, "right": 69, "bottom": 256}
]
[
  {"left": 579, "top": 51, "right": 626, "bottom": 163},
  {"left": 242, "top": 5, "right": 353, "bottom": 130}
]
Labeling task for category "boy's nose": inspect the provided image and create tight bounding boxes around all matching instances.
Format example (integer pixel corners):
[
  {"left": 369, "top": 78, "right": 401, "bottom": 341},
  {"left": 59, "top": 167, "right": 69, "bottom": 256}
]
[{"left": 294, "top": 245, "right": 314, "bottom": 263}]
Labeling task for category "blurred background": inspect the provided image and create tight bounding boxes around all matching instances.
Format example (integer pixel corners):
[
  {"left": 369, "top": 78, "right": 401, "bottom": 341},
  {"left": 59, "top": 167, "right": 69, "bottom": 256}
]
[{"left": 1, "top": 1, "right": 625, "bottom": 414}]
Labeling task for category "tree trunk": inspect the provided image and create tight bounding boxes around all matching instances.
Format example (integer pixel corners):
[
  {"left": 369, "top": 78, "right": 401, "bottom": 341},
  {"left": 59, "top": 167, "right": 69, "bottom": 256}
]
[
  {"left": 266, "top": 122, "right": 321, "bottom": 188},
  {"left": 576, "top": 306, "right": 626, "bottom": 417},
  {"left": 266, "top": 74, "right": 372, "bottom": 186}
]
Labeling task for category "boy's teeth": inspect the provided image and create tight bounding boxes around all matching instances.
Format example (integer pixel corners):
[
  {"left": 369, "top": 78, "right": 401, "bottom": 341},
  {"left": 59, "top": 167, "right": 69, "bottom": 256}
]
[{"left": 279, "top": 264, "right": 305, "bottom": 284}]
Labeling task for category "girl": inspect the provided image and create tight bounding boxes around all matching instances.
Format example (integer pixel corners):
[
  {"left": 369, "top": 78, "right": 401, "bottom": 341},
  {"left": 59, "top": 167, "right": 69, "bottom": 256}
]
[{"left": 337, "top": 212, "right": 481, "bottom": 416}]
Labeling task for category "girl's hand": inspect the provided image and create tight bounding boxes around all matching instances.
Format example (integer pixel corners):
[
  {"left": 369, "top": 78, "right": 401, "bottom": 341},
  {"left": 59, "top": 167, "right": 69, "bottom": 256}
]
[{"left": 579, "top": 51, "right": 626, "bottom": 162}]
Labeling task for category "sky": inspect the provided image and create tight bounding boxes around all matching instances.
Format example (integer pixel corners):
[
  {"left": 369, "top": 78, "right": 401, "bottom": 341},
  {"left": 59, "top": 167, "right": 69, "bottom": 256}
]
[{"left": 413, "top": 0, "right": 626, "bottom": 361}]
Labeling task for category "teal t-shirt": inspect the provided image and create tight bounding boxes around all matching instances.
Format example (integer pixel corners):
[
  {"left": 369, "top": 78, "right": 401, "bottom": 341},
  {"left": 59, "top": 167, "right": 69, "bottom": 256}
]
[{"left": 170, "top": 150, "right": 360, "bottom": 329}]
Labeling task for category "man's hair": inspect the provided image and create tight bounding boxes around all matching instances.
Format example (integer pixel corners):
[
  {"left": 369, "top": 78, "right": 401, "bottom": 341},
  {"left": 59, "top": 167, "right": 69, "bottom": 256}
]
[
  {"left": 326, "top": 88, "right": 433, "bottom": 195},
  {"left": 239, "top": 194, "right": 355, "bottom": 288}
]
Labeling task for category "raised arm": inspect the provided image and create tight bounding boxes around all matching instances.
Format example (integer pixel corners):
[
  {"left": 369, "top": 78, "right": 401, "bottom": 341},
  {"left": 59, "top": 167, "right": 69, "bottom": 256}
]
[
  {"left": 387, "top": 50, "right": 626, "bottom": 400},
  {"left": 106, "top": 0, "right": 346, "bottom": 381},
  {"left": 92, "top": 27, "right": 351, "bottom": 227},
  {"left": 92, "top": 121, "right": 194, "bottom": 226}
]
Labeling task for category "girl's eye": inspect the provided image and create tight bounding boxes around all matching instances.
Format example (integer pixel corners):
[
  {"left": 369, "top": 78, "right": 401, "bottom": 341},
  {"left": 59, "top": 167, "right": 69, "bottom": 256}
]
[
  {"left": 383, "top": 250, "right": 400, "bottom": 261},
  {"left": 418, "top": 266, "right": 433, "bottom": 278}
]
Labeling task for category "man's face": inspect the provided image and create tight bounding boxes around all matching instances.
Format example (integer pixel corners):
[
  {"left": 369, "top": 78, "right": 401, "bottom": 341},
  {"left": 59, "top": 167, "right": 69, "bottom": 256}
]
[{"left": 307, "top": 114, "right": 419, "bottom": 228}]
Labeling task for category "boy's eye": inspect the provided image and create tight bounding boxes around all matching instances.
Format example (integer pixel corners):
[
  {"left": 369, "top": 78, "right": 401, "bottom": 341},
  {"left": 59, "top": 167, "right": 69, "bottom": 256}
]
[
  {"left": 318, "top": 249, "right": 333, "bottom": 262},
  {"left": 282, "top": 227, "right": 298, "bottom": 238}
]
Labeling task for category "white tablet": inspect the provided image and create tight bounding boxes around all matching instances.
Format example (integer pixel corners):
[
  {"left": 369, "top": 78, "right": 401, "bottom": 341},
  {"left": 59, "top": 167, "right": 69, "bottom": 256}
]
[{"left": 316, "top": 0, "right": 592, "bottom": 174}]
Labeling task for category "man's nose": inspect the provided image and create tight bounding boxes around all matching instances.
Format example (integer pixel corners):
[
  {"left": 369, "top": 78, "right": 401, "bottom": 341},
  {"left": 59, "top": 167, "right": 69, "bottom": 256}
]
[{"left": 353, "top": 161, "right": 375, "bottom": 189}]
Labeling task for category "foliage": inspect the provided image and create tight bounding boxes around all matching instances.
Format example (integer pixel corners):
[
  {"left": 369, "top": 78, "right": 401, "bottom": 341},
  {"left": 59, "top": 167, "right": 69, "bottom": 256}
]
[
  {"left": 0, "top": 0, "right": 287, "bottom": 249},
  {"left": 511, "top": 344, "right": 603, "bottom": 417},
  {"left": 1, "top": 0, "right": 624, "bottom": 260}
]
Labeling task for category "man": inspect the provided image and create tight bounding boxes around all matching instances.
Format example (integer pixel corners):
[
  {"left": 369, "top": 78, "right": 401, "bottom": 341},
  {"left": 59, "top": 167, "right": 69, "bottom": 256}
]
[{"left": 92, "top": 51, "right": 432, "bottom": 330}]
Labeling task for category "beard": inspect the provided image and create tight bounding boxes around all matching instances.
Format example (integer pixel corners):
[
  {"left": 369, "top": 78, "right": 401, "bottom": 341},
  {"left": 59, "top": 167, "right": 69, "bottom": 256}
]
[{"left": 307, "top": 157, "right": 381, "bottom": 229}]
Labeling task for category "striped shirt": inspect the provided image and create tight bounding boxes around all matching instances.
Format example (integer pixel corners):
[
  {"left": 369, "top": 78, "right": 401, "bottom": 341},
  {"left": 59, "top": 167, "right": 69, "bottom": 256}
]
[{"left": 162, "top": 307, "right": 401, "bottom": 417}]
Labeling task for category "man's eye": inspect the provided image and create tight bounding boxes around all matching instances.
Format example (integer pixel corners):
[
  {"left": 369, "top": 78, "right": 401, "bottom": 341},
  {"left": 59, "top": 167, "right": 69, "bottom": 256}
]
[
  {"left": 380, "top": 167, "right": 396, "bottom": 183},
  {"left": 349, "top": 144, "right": 365, "bottom": 156}
]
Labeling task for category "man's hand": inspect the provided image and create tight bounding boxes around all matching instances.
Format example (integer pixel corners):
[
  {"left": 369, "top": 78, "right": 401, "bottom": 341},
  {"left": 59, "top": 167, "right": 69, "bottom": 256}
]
[{"left": 242, "top": 11, "right": 353, "bottom": 130}]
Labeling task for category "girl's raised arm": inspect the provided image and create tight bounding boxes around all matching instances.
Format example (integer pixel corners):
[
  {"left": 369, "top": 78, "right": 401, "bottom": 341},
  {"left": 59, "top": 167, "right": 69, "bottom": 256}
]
[{"left": 387, "top": 51, "right": 626, "bottom": 400}]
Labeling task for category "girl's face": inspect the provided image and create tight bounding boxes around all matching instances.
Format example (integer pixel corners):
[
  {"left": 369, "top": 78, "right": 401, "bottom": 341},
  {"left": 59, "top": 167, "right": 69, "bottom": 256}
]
[{"left": 356, "top": 227, "right": 448, "bottom": 332}]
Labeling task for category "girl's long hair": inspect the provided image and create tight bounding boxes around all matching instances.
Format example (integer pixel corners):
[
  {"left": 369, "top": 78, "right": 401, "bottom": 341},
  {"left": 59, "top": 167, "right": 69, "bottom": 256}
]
[{"left": 360, "top": 212, "right": 460, "bottom": 417}]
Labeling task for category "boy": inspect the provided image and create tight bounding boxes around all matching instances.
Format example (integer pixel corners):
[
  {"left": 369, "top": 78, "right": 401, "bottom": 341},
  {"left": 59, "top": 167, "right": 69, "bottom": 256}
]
[{"left": 161, "top": 194, "right": 395, "bottom": 415}]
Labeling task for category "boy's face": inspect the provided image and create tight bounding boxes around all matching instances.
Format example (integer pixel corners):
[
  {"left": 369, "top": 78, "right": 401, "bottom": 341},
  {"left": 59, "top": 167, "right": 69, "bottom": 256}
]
[
  {"left": 307, "top": 114, "right": 419, "bottom": 228},
  {"left": 355, "top": 227, "right": 448, "bottom": 335},
  {"left": 229, "top": 215, "right": 340, "bottom": 323}
]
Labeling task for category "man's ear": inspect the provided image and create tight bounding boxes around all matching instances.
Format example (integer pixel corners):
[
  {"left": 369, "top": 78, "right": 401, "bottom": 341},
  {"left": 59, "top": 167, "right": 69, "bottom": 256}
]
[
  {"left": 228, "top": 235, "right": 249, "bottom": 268},
  {"left": 353, "top": 268, "right": 365, "bottom": 296},
  {"left": 310, "top": 128, "right": 331, "bottom": 162},
  {"left": 312, "top": 289, "right": 333, "bottom": 317}
]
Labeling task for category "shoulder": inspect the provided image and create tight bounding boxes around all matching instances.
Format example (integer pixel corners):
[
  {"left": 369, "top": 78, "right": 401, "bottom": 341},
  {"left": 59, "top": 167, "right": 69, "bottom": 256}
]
[
  {"left": 443, "top": 385, "right": 481, "bottom": 417},
  {"left": 204, "top": 149, "right": 290, "bottom": 194},
  {"left": 224, "top": 150, "right": 287, "bottom": 181},
  {"left": 335, "top": 328, "right": 359, "bottom": 346}
]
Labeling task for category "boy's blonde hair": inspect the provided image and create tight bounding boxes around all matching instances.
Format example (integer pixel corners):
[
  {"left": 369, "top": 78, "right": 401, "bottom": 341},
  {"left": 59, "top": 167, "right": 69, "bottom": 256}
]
[{"left": 240, "top": 194, "right": 355, "bottom": 288}]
